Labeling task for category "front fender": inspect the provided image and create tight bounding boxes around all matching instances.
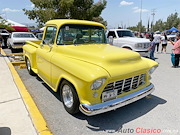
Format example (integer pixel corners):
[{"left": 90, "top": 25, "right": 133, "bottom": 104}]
[
  {"left": 121, "top": 44, "right": 133, "bottom": 50},
  {"left": 51, "top": 55, "right": 110, "bottom": 105}
]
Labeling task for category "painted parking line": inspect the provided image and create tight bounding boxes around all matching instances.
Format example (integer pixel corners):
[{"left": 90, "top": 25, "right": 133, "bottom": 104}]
[{"left": 2, "top": 49, "right": 52, "bottom": 135}]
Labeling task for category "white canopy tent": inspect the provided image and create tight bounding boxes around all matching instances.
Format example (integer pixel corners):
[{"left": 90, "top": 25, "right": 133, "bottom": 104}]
[
  {"left": 39, "top": 27, "right": 45, "bottom": 31},
  {"left": 5, "top": 19, "right": 26, "bottom": 27}
]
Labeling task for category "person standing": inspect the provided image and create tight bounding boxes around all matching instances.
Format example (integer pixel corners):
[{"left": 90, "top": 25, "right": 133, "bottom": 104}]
[
  {"left": 170, "top": 33, "right": 180, "bottom": 68},
  {"left": 161, "top": 33, "right": 168, "bottom": 53},
  {"left": 148, "top": 36, "right": 156, "bottom": 61},
  {"left": 153, "top": 31, "right": 161, "bottom": 53}
]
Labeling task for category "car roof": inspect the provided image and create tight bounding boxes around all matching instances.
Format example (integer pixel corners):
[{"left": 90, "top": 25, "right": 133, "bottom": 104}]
[
  {"left": 12, "top": 32, "right": 34, "bottom": 34},
  {"left": 46, "top": 19, "right": 105, "bottom": 29},
  {"left": 109, "top": 29, "right": 131, "bottom": 31}
]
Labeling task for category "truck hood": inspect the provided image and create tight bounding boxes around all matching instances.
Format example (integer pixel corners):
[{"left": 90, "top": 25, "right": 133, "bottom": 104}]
[
  {"left": 60, "top": 44, "right": 150, "bottom": 78},
  {"left": 119, "top": 37, "right": 150, "bottom": 43}
]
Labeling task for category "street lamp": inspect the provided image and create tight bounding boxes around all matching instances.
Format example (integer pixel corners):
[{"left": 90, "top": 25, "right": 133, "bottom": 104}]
[{"left": 139, "top": 0, "right": 142, "bottom": 34}]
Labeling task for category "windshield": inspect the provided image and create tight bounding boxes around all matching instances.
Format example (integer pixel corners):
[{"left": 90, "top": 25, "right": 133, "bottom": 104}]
[
  {"left": 13, "top": 33, "right": 35, "bottom": 38},
  {"left": 57, "top": 24, "right": 107, "bottom": 45},
  {"left": 117, "top": 30, "right": 134, "bottom": 37}
]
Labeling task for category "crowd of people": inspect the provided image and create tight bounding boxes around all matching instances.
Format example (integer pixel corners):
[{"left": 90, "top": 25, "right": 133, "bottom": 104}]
[{"left": 146, "top": 31, "right": 180, "bottom": 68}]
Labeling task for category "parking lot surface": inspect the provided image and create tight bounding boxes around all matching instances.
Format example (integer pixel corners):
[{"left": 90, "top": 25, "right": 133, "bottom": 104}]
[{"left": 3, "top": 44, "right": 180, "bottom": 135}]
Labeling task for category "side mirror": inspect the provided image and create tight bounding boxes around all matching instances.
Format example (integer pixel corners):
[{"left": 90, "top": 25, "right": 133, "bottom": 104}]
[
  {"left": 108, "top": 36, "right": 114, "bottom": 45},
  {"left": 40, "top": 40, "right": 45, "bottom": 47},
  {"left": 42, "top": 40, "right": 46, "bottom": 44}
]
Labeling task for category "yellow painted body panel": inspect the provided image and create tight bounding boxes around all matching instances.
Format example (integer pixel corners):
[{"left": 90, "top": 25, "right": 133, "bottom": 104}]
[{"left": 23, "top": 19, "right": 158, "bottom": 105}]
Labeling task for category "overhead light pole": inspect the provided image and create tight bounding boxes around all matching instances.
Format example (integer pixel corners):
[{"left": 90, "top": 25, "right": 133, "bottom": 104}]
[
  {"left": 151, "top": 9, "right": 156, "bottom": 32},
  {"left": 139, "top": 0, "right": 142, "bottom": 34}
]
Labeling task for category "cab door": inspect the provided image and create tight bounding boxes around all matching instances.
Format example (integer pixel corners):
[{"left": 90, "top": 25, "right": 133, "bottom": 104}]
[
  {"left": 36, "top": 26, "right": 57, "bottom": 86},
  {"left": 107, "top": 31, "right": 119, "bottom": 46}
]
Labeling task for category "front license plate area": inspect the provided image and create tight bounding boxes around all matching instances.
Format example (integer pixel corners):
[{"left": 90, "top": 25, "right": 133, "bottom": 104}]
[{"left": 102, "top": 90, "right": 118, "bottom": 102}]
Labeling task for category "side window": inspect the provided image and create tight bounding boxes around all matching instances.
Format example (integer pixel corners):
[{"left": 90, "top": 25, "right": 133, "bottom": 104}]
[
  {"left": 43, "top": 26, "right": 57, "bottom": 44},
  {"left": 107, "top": 31, "right": 116, "bottom": 38},
  {"left": 56, "top": 29, "right": 63, "bottom": 45}
]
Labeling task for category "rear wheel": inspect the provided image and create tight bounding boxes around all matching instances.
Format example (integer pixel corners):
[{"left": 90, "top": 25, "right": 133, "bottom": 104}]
[
  {"left": 25, "top": 57, "right": 36, "bottom": 76},
  {"left": 60, "top": 80, "right": 80, "bottom": 114}
]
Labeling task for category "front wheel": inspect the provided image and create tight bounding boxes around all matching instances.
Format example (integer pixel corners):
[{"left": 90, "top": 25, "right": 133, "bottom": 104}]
[{"left": 60, "top": 80, "right": 80, "bottom": 114}]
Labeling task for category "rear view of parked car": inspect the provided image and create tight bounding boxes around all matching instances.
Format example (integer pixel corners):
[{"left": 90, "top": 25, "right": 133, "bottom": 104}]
[{"left": 7, "top": 32, "right": 38, "bottom": 53}]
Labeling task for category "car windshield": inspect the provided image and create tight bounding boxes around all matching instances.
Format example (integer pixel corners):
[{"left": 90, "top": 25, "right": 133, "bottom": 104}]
[
  {"left": 57, "top": 24, "right": 107, "bottom": 45},
  {"left": 13, "top": 33, "right": 35, "bottom": 38},
  {"left": 117, "top": 30, "right": 134, "bottom": 37}
]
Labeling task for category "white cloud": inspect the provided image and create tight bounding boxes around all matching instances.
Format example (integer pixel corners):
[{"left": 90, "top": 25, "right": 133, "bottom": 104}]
[
  {"left": 132, "top": 7, "right": 149, "bottom": 13},
  {"left": 29, "top": 4, "right": 35, "bottom": 8},
  {"left": 120, "top": 1, "right": 133, "bottom": 6},
  {"left": 132, "top": 7, "right": 138, "bottom": 10},
  {"left": 26, "top": 4, "right": 34, "bottom": 8},
  {"left": 2, "top": 8, "right": 21, "bottom": 12}
]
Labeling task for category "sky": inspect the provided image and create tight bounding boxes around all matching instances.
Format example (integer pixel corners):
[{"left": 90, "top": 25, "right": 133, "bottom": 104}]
[{"left": 0, "top": 0, "right": 180, "bottom": 29}]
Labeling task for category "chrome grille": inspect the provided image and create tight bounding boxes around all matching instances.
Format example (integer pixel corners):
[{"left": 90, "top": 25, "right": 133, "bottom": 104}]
[
  {"left": 103, "top": 74, "right": 145, "bottom": 95},
  {"left": 144, "top": 43, "right": 150, "bottom": 49}
]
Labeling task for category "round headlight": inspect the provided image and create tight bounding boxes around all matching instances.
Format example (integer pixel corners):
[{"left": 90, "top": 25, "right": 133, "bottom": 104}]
[
  {"left": 149, "top": 66, "right": 158, "bottom": 75},
  {"left": 91, "top": 78, "right": 106, "bottom": 90}
]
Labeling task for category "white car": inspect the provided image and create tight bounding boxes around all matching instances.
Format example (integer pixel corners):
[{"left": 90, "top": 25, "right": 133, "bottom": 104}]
[
  {"left": 107, "top": 29, "right": 150, "bottom": 57},
  {"left": 161, "top": 33, "right": 176, "bottom": 41},
  {"left": 7, "top": 32, "right": 38, "bottom": 53},
  {"left": 167, "top": 33, "right": 176, "bottom": 41},
  {"left": 0, "top": 29, "right": 10, "bottom": 36}
]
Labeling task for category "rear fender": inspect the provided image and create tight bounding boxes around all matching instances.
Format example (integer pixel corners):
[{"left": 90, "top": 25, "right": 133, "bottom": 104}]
[{"left": 23, "top": 44, "right": 38, "bottom": 73}]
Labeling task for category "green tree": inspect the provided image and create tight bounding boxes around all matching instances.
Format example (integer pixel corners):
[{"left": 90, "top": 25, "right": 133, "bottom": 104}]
[
  {"left": 130, "top": 21, "right": 145, "bottom": 32},
  {"left": 138, "top": 21, "right": 145, "bottom": 33},
  {"left": 129, "top": 12, "right": 180, "bottom": 33},
  {"left": 153, "top": 19, "right": 165, "bottom": 32},
  {"left": 0, "top": 16, "right": 15, "bottom": 31},
  {"left": 23, "top": 0, "right": 107, "bottom": 26},
  {"left": 127, "top": 26, "right": 138, "bottom": 32},
  {"left": 152, "top": 12, "right": 180, "bottom": 32},
  {"left": 165, "top": 12, "right": 180, "bottom": 30}
]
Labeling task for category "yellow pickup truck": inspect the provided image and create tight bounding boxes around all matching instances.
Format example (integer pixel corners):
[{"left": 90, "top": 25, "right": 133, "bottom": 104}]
[{"left": 23, "top": 19, "right": 158, "bottom": 116}]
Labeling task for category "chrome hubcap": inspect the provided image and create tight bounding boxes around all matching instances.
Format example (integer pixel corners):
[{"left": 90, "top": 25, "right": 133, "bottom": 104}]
[
  {"left": 26, "top": 59, "right": 31, "bottom": 71},
  {"left": 62, "top": 85, "right": 73, "bottom": 108}
]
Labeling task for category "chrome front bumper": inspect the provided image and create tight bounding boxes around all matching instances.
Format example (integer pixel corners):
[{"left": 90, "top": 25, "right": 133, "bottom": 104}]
[{"left": 79, "top": 83, "right": 154, "bottom": 116}]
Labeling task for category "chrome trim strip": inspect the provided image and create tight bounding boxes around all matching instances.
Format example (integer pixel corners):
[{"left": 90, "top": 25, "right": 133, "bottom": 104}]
[
  {"left": 122, "top": 79, "right": 125, "bottom": 90},
  {"left": 79, "top": 83, "right": 154, "bottom": 116},
  {"left": 130, "top": 76, "right": 134, "bottom": 89},
  {"left": 137, "top": 75, "right": 141, "bottom": 87}
]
